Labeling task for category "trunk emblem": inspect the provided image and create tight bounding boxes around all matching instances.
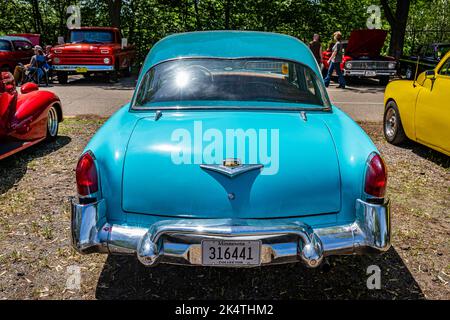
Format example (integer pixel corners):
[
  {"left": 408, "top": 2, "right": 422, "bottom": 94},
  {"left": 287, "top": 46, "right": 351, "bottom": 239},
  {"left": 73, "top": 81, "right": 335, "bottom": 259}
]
[
  {"left": 200, "top": 159, "right": 263, "bottom": 178},
  {"left": 223, "top": 158, "right": 241, "bottom": 168}
]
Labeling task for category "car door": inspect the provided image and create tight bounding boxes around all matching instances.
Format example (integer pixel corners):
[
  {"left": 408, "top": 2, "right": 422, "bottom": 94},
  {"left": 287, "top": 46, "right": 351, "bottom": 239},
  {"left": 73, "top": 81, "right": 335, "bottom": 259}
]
[{"left": 415, "top": 56, "right": 450, "bottom": 153}]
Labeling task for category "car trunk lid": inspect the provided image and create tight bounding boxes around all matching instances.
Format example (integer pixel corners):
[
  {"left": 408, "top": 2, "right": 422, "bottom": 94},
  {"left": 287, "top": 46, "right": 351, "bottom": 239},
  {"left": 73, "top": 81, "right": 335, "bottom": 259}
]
[{"left": 122, "top": 111, "right": 341, "bottom": 219}]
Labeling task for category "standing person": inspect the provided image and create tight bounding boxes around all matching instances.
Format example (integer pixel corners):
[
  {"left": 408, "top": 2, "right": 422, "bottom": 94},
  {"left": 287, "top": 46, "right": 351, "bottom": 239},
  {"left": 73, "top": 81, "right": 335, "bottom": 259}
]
[
  {"left": 324, "top": 31, "right": 345, "bottom": 89},
  {"left": 309, "top": 34, "right": 322, "bottom": 68}
]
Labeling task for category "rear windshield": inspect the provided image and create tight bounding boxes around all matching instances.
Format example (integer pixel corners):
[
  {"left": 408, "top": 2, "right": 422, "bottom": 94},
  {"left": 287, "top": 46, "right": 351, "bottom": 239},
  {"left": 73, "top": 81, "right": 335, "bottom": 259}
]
[
  {"left": 70, "top": 30, "right": 114, "bottom": 44},
  {"left": 134, "top": 58, "right": 330, "bottom": 109}
]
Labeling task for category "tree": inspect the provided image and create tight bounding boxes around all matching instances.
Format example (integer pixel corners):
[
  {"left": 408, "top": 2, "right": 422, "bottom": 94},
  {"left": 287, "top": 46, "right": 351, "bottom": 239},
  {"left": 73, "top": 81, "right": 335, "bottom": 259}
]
[
  {"left": 380, "top": 0, "right": 411, "bottom": 59},
  {"left": 106, "top": 0, "right": 122, "bottom": 27}
]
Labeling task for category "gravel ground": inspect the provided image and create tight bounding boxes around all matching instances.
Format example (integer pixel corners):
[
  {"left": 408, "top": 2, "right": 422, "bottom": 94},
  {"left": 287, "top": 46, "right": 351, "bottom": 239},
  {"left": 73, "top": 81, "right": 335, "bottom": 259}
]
[{"left": 0, "top": 117, "right": 449, "bottom": 300}]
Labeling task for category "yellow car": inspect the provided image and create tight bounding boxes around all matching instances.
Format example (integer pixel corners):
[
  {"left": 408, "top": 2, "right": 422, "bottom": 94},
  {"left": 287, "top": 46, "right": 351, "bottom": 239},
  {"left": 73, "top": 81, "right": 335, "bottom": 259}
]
[{"left": 384, "top": 51, "right": 450, "bottom": 156}]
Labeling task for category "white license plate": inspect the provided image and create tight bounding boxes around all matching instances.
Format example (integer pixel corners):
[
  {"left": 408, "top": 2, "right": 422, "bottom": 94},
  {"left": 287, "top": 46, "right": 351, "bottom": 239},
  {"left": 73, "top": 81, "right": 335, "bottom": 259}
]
[
  {"left": 365, "top": 71, "right": 377, "bottom": 77},
  {"left": 202, "top": 240, "right": 261, "bottom": 266}
]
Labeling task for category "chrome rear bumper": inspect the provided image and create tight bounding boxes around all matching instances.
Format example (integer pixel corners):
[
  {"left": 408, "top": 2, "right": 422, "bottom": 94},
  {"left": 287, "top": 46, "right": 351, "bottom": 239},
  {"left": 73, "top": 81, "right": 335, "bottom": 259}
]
[{"left": 71, "top": 199, "right": 390, "bottom": 268}]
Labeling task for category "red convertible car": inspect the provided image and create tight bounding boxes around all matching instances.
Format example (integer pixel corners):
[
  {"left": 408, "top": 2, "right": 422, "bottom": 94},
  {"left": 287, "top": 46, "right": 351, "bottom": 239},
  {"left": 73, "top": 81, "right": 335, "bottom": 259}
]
[{"left": 0, "top": 72, "right": 63, "bottom": 160}]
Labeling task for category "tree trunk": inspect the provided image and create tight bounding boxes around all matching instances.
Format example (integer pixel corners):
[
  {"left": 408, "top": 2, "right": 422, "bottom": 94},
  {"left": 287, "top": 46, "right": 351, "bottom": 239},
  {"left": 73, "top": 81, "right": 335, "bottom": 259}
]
[
  {"left": 380, "top": 0, "right": 411, "bottom": 59},
  {"left": 30, "top": 0, "right": 44, "bottom": 34},
  {"left": 194, "top": 0, "right": 202, "bottom": 30},
  {"left": 224, "top": 0, "right": 231, "bottom": 29},
  {"left": 107, "top": 0, "right": 122, "bottom": 28}
]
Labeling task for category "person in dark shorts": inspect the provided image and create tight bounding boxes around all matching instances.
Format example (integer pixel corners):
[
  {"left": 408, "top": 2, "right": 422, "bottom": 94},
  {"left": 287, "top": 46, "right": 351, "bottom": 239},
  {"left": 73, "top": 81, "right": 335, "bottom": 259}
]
[
  {"left": 324, "top": 31, "right": 346, "bottom": 89},
  {"left": 309, "top": 34, "right": 322, "bottom": 67}
]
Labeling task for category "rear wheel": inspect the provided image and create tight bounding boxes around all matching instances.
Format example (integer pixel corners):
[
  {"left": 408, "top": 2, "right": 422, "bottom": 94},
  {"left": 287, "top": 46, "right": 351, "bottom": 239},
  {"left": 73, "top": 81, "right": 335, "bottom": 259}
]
[
  {"left": 122, "top": 63, "right": 133, "bottom": 77},
  {"left": 57, "top": 72, "right": 68, "bottom": 84},
  {"left": 46, "top": 106, "right": 59, "bottom": 141},
  {"left": 383, "top": 100, "right": 407, "bottom": 145},
  {"left": 1, "top": 65, "right": 11, "bottom": 72}
]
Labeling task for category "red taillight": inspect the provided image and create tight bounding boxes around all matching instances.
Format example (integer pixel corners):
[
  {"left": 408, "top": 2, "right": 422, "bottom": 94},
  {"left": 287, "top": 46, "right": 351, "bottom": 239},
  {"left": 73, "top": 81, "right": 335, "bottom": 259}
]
[
  {"left": 364, "top": 153, "right": 387, "bottom": 198},
  {"left": 76, "top": 152, "right": 98, "bottom": 197}
]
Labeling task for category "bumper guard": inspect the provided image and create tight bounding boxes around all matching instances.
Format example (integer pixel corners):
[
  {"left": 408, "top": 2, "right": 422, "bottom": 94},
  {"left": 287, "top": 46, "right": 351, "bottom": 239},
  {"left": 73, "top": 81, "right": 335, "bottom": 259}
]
[{"left": 71, "top": 199, "right": 390, "bottom": 268}]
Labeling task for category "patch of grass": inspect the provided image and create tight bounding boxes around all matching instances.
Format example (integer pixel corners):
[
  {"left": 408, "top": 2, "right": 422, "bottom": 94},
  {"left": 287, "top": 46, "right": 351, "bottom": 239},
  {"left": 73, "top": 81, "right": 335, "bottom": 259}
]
[{"left": 41, "top": 226, "right": 54, "bottom": 240}]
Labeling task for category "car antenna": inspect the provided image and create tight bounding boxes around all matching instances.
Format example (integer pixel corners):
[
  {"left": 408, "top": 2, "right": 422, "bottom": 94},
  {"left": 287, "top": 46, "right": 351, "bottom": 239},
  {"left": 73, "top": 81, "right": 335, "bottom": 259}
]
[{"left": 413, "top": 55, "right": 420, "bottom": 87}]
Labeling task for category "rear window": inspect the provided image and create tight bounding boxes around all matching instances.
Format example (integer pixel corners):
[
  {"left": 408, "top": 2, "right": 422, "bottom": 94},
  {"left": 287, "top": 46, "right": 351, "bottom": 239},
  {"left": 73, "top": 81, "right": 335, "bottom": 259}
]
[
  {"left": 12, "top": 40, "right": 32, "bottom": 51},
  {"left": 134, "top": 58, "right": 330, "bottom": 109}
]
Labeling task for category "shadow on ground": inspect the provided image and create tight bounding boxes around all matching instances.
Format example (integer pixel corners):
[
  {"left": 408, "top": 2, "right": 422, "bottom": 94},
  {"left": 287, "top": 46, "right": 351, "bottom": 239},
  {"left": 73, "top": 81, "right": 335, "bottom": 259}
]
[
  {"left": 0, "top": 136, "right": 71, "bottom": 195},
  {"left": 400, "top": 141, "right": 449, "bottom": 169},
  {"left": 49, "top": 74, "right": 137, "bottom": 90},
  {"left": 95, "top": 247, "right": 424, "bottom": 299}
]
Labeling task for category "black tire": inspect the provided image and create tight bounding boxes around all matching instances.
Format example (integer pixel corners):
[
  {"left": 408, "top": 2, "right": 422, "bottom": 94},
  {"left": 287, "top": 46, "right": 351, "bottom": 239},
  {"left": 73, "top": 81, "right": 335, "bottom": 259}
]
[
  {"left": 1, "top": 65, "right": 11, "bottom": 72},
  {"left": 379, "top": 76, "right": 390, "bottom": 86},
  {"left": 46, "top": 105, "right": 59, "bottom": 141},
  {"left": 109, "top": 69, "right": 119, "bottom": 83},
  {"left": 383, "top": 100, "right": 407, "bottom": 145},
  {"left": 122, "top": 63, "right": 133, "bottom": 77},
  {"left": 57, "top": 72, "right": 68, "bottom": 84}
]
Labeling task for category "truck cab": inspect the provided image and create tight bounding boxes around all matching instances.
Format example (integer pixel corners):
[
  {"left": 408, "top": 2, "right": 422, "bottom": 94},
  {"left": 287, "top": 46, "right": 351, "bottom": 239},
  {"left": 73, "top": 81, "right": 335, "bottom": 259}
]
[{"left": 51, "top": 27, "right": 135, "bottom": 84}]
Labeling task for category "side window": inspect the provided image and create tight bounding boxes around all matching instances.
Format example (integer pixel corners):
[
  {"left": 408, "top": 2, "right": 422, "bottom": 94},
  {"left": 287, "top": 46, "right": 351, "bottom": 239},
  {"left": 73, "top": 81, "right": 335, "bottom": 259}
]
[
  {"left": 438, "top": 58, "right": 450, "bottom": 76},
  {"left": 424, "top": 46, "right": 434, "bottom": 59}
]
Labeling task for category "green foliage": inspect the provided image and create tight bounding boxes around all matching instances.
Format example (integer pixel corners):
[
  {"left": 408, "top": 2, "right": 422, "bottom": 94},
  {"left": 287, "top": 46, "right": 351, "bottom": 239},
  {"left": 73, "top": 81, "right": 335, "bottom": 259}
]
[{"left": 0, "top": 0, "right": 448, "bottom": 63}]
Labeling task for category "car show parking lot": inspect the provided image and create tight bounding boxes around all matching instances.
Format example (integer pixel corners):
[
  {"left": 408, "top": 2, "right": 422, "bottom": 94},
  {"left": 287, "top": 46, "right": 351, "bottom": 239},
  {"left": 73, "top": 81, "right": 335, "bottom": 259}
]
[{"left": 0, "top": 79, "right": 448, "bottom": 300}]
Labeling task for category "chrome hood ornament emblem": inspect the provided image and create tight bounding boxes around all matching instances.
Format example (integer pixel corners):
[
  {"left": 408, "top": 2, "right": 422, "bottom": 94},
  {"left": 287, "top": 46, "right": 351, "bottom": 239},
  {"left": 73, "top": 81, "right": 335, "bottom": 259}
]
[{"left": 200, "top": 158, "right": 263, "bottom": 178}]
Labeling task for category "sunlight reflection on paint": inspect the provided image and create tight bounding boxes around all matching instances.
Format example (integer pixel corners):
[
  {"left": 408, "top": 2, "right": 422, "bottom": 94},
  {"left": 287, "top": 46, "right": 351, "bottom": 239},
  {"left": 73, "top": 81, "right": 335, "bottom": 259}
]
[{"left": 152, "top": 144, "right": 182, "bottom": 153}]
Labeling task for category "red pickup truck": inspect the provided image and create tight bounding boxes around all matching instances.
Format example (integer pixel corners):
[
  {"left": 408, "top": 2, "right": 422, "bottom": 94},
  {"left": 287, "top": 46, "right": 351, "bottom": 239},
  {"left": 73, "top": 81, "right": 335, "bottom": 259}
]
[
  {"left": 0, "top": 36, "right": 34, "bottom": 72},
  {"left": 50, "top": 27, "right": 135, "bottom": 84}
]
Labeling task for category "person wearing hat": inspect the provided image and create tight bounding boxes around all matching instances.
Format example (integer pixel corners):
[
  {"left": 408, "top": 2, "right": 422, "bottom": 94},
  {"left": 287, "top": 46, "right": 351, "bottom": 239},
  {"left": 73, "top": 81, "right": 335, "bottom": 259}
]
[
  {"left": 323, "top": 31, "right": 346, "bottom": 89},
  {"left": 13, "top": 45, "right": 46, "bottom": 85}
]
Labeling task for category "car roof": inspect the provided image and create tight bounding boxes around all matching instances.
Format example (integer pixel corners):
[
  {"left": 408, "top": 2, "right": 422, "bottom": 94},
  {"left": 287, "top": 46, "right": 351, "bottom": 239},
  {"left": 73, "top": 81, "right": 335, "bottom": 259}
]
[
  {"left": 141, "top": 31, "right": 318, "bottom": 74},
  {"left": 0, "top": 36, "right": 32, "bottom": 42}
]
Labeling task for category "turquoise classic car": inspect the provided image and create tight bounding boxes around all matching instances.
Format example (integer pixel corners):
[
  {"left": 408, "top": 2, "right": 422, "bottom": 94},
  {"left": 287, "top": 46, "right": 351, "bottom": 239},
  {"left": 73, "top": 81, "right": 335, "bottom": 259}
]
[{"left": 71, "top": 31, "right": 390, "bottom": 268}]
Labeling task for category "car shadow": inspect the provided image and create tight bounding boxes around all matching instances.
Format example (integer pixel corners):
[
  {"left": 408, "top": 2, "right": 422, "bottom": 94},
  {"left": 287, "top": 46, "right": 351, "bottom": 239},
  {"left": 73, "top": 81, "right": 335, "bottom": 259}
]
[
  {"left": 95, "top": 247, "right": 424, "bottom": 299},
  {"left": 398, "top": 141, "right": 449, "bottom": 169},
  {"left": 0, "top": 136, "right": 71, "bottom": 195},
  {"left": 50, "top": 75, "right": 137, "bottom": 90}
]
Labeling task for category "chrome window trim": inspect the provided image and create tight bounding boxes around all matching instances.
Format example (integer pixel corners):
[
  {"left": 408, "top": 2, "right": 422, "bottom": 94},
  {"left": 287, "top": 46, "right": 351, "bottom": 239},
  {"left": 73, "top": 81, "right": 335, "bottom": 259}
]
[{"left": 130, "top": 56, "right": 332, "bottom": 112}]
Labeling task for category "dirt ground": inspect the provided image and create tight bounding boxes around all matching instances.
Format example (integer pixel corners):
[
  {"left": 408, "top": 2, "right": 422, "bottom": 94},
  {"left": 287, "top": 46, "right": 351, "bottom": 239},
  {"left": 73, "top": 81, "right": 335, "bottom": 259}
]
[{"left": 0, "top": 117, "right": 449, "bottom": 300}]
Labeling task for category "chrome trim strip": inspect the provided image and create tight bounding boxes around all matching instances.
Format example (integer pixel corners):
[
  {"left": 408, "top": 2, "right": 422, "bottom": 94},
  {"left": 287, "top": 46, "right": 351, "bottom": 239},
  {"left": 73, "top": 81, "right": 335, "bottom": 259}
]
[
  {"left": 129, "top": 56, "right": 333, "bottom": 111},
  {"left": 70, "top": 198, "right": 390, "bottom": 268},
  {"left": 53, "top": 65, "right": 114, "bottom": 71},
  {"left": 131, "top": 105, "right": 332, "bottom": 112}
]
